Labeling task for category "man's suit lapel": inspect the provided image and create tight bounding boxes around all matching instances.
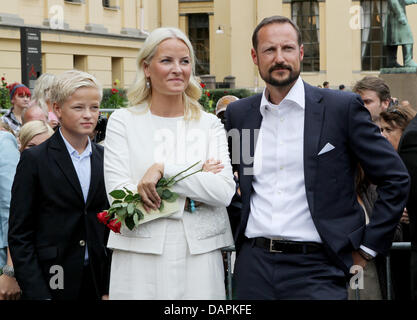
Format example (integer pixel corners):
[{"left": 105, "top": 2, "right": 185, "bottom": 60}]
[
  {"left": 303, "top": 82, "right": 325, "bottom": 215},
  {"left": 49, "top": 131, "right": 84, "bottom": 203},
  {"left": 86, "top": 143, "right": 101, "bottom": 207},
  {"left": 240, "top": 95, "right": 263, "bottom": 197}
]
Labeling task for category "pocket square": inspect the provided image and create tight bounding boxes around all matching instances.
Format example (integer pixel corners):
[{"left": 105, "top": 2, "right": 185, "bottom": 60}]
[{"left": 318, "top": 143, "right": 335, "bottom": 156}]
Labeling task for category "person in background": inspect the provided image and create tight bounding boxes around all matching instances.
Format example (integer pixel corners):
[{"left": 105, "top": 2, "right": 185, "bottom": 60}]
[
  {"left": 353, "top": 76, "right": 391, "bottom": 124},
  {"left": 380, "top": 103, "right": 417, "bottom": 300},
  {"left": 0, "top": 131, "right": 21, "bottom": 300},
  {"left": 8, "top": 70, "right": 111, "bottom": 300},
  {"left": 18, "top": 120, "right": 54, "bottom": 152},
  {"left": 398, "top": 103, "right": 417, "bottom": 300},
  {"left": 89, "top": 115, "right": 108, "bottom": 145},
  {"left": 0, "top": 121, "right": 15, "bottom": 136},
  {"left": 1, "top": 83, "right": 31, "bottom": 135},
  {"left": 339, "top": 84, "right": 345, "bottom": 91},
  {"left": 22, "top": 103, "right": 48, "bottom": 125},
  {"left": 216, "top": 95, "right": 239, "bottom": 126},
  {"left": 323, "top": 81, "right": 329, "bottom": 88},
  {"left": 32, "top": 73, "right": 59, "bottom": 129}
]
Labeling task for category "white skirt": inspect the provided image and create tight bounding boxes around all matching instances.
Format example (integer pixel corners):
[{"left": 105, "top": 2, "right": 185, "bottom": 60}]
[{"left": 109, "top": 219, "right": 226, "bottom": 300}]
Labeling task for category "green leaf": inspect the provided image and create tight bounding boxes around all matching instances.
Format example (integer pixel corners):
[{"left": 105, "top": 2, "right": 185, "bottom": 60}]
[
  {"left": 157, "top": 177, "right": 168, "bottom": 187},
  {"left": 159, "top": 201, "right": 164, "bottom": 211},
  {"left": 125, "top": 194, "right": 134, "bottom": 202},
  {"left": 161, "top": 189, "right": 173, "bottom": 200},
  {"left": 165, "top": 192, "right": 179, "bottom": 203},
  {"left": 156, "top": 187, "right": 164, "bottom": 197},
  {"left": 109, "top": 189, "right": 126, "bottom": 200},
  {"left": 133, "top": 193, "right": 141, "bottom": 202},
  {"left": 116, "top": 207, "right": 127, "bottom": 219},
  {"left": 123, "top": 187, "right": 133, "bottom": 195},
  {"left": 133, "top": 213, "right": 140, "bottom": 226},
  {"left": 111, "top": 199, "right": 122, "bottom": 205},
  {"left": 127, "top": 203, "right": 135, "bottom": 215},
  {"left": 135, "top": 209, "right": 144, "bottom": 220},
  {"left": 125, "top": 215, "right": 135, "bottom": 230}
]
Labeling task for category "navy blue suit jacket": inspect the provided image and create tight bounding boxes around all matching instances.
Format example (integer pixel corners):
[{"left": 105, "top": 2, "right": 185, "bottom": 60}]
[{"left": 225, "top": 82, "right": 410, "bottom": 273}]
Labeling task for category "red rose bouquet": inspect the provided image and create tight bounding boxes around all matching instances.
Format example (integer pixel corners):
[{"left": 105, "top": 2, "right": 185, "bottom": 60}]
[{"left": 97, "top": 161, "right": 202, "bottom": 233}]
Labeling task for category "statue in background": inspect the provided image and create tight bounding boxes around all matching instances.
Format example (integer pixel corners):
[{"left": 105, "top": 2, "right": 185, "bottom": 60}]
[{"left": 384, "top": 0, "right": 417, "bottom": 68}]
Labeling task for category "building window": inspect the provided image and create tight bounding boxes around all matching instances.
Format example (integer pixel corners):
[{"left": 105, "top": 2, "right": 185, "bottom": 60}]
[
  {"left": 291, "top": 0, "right": 320, "bottom": 72},
  {"left": 188, "top": 13, "right": 210, "bottom": 75},
  {"left": 361, "top": 0, "right": 388, "bottom": 71},
  {"left": 74, "top": 55, "right": 87, "bottom": 72},
  {"left": 112, "top": 57, "right": 124, "bottom": 87}
]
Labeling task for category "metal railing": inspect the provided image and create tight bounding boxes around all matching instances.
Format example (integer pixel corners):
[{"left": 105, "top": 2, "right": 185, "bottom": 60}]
[{"left": 221, "top": 242, "right": 412, "bottom": 300}]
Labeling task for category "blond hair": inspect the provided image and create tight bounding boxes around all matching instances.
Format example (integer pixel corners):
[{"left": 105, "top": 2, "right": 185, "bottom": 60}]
[
  {"left": 127, "top": 27, "right": 202, "bottom": 120},
  {"left": 32, "top": 73, "right": 57, "bottom": 113},
  {"left": 50, "top": 70, "right": 102, "bottom": 107},
  {"left": 19, "top": 120, "right": 54, "bottom": 151}
]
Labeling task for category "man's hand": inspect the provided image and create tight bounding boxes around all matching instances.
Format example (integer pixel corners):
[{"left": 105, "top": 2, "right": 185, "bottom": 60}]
[
  {"left": 137, "top": 163, "right": 164, "bottom": 212},
  {"left": 0, "top": 274, "right": 21, "bottom": 300},
  {"left": 352, "top": 250, "right": 368, "bottom": 269},
  {"left": 102, "top": 294, "right": 109, "bottom": 300},
  {"left": 400, "top": 208, "right": 410, "bottom": 224}
]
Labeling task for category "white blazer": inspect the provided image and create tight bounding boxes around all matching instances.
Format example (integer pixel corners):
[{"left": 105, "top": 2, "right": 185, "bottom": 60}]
[{"left": 104, "top": 104, "right": 235, "bottom": 255}]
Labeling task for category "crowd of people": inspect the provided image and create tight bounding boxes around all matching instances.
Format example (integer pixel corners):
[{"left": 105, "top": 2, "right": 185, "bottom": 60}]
[{"left": 0, "top": 15, "right": 416, "bottom": 300}]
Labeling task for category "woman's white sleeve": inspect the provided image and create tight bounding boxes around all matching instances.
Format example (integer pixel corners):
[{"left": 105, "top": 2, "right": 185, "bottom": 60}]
[
  {"left": 165, "top": 117, "right": 235, "bottom": 207},
  {"left": 104, "top": 111, "right": 137, "bottom": 204}
]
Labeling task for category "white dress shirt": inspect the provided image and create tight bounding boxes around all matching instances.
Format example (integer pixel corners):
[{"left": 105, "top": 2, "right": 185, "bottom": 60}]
[
  {"left": 245, "top": 77, "right": 322, "bottom": 242},
  {"left": 245, "top": 77, "right": 377, "bottom": 257},
  {"left": 60, "top": 129, "right": 92, "bottom": 262}
]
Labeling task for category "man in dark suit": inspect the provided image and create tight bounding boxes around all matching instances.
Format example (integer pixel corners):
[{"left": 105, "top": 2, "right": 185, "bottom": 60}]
[
  {"left": 398, "top": 115, "right": 417, "bottom": 300},
  {"left": 225, "top": 16, "right": 409, "bottom": 299},
  {"left": 8, "top": 70, "right": 111, "bottom": 300}
]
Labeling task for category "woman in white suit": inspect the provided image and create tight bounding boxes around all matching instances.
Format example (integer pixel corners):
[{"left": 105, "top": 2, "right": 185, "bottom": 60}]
[{"left": 104, "top": 27, "right": 235, "bottom": 299}]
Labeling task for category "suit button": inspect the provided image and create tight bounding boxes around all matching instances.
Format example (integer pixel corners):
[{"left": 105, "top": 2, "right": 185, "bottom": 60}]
[{"left": 79, "top": 240, "right": 86, "bottom": 247}]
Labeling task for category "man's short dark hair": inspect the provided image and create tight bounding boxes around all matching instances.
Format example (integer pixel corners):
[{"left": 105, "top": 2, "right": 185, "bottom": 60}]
[
  {"left": 252, "top": 15, "right": 302, "bottom": 50},
  {"left": 323, "top": 81, "right": 329, "bottom": 87},
  {"left": 353, "top": 76, "right": 391, "bottom": 102}
]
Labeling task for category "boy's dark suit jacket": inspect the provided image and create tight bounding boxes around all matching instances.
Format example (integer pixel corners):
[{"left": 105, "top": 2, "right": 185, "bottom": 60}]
[{"left": 8, "top": 130, "right": 111, "bottom": 300}]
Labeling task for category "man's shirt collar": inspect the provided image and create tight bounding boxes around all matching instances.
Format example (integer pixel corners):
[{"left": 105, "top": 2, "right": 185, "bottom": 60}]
[
  {"left": 260, "top": 76, "right": 305, "bottom": 116},
  {"left": 59, "top": 128, "right": 92, "bottom": 159}
]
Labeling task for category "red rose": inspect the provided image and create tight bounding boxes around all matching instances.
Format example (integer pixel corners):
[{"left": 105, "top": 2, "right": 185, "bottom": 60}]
[
  {"left": 200, "top": 83, "right": 206, "bottom": 88},
  {"left": 206, "top": 92, "right": 210, "bottom": 97},
  {"left": 111, "top": 88, "right": 119, "bottom": 94},
  {"left": 97, "top": 211, "right": 110, "bottom": 224},
  {"left": 1, "top": 77, "right": 4, "bottom": 81},
  {"left": 108, "top": 219, "right": 121, "bottom": 233}
]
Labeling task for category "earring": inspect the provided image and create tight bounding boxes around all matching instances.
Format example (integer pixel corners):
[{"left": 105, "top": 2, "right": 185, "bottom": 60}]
[{"left": 146, "top": 79, "right": 151, "bottom": 89}]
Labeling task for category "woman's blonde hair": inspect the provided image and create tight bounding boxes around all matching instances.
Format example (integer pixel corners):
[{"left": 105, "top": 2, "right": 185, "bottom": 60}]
[
  {"left": 19, "top": 120, "right": 54, "bottom": 151},
  {"left": 127, "top": 27, "right": 202, "bottom": 120},
  {"left": 32, "top": 73, "right": 57, "bottom": 113},
  {"left": 50, "top": 70, "right": 102, "bottom": 107}
]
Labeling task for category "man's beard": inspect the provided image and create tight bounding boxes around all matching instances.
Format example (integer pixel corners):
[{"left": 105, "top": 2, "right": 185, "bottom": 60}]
[{"left": 260, "top": 63, "right": 300, "bottom": 87}]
